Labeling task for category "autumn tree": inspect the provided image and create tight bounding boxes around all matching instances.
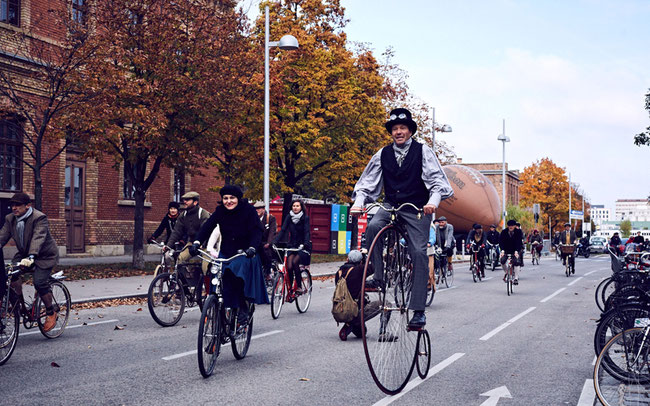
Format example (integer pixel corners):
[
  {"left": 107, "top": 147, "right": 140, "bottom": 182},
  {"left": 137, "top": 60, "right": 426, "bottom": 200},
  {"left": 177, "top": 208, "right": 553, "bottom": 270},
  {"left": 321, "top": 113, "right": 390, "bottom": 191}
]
[
  {"left": 634, "top": 89, "right": 650, "bottom": 147},
  {"left": 519, "top": 158, "right": 570, "bottom": 233},
  {"left": 68, "top": 0, "right": 251, "bottom": 267},
  {"left": 251, "top": 0, "right": 391, "bottom": 213},
  {"left": 0, "top": 6, "right": 97, "bottom": 209}
]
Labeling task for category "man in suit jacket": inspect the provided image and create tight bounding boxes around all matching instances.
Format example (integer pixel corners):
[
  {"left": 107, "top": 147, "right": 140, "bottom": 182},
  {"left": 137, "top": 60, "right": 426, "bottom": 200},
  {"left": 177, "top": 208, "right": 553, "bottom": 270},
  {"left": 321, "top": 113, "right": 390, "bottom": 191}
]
[
  {"left": 0, "top": 192, "right": 59, "bottom": 331},
  {"left": 254, "top": 201, "right": 277, "bottom": 278},
  {"left": 559, "top": 222, "right": 577, "bottom": 273},
  {"left": 435, "top": 216, "right": 456, "bottom": 269}
]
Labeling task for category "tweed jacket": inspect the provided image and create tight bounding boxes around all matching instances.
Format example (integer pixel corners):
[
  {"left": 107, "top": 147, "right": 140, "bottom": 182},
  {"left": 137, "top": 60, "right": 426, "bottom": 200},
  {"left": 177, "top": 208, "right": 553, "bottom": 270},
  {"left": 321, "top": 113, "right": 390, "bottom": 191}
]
[{"left": 0, "top": 209, "right": 59, "bottom": 269}]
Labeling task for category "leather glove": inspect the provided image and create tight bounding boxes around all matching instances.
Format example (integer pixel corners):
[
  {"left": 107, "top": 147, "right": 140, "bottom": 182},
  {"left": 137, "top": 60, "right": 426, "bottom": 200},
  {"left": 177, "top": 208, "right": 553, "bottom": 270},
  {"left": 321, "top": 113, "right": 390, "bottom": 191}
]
[
  {"left": 245, "top": 247, "right": 256, "bottom": 258},
  {"left": 19, "top": 256, "right": 34, "bottom": 268},
  {"left": 188, "top": 243, "right": 200, "bottom": 257},
  {"left": 147, "top": 237, "right": 154, "bottom": 244},
  {"left": 162, "top": 245, "right": 171, "bottom": 253}
]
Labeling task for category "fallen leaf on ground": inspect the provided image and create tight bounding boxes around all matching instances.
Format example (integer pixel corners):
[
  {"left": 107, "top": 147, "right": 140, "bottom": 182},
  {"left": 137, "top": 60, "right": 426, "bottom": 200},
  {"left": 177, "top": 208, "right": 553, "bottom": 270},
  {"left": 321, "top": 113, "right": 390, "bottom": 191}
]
[
  {"left": 136, "top": 308, "right": 142, "bottom": 312},
  {"left": 51, "top": 362, "right": 60, "bottom": 368},
  {"left": 114, "top": 325, "right": 124, "bottom": 330},
  {"left": 97, "top": 314, "right": 104, "bottom": 318},
  {"left": 299, "top": 378, "right": 310, "bottom": 381}
]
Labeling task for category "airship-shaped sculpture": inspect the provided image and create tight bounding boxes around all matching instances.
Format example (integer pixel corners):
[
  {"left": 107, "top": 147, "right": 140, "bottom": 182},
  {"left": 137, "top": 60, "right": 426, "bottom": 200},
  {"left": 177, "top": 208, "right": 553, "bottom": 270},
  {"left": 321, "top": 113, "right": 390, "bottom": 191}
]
[{"left": 436, "top": 165, "right": 501, "bottom": 234}]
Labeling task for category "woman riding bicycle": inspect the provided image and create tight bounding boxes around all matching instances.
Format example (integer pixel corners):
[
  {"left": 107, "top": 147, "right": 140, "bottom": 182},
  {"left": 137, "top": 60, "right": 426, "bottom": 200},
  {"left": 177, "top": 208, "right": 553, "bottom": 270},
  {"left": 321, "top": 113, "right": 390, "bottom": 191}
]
[
  {"left": 273, "top": 200, "right": 311, "bottom": 295},
  {"left": 191, "top": 185, "right": 269, "bottom": 324},
  {"left": 528, "top": 229, "right": 543, "bottom": 257}
]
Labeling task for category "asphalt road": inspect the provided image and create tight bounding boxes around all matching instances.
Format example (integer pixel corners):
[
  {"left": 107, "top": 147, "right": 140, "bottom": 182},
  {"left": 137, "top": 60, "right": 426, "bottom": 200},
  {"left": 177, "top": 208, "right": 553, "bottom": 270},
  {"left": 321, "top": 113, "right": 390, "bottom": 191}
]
[{"left": 1, "top": 255, "right": 610, "bottom": 405}]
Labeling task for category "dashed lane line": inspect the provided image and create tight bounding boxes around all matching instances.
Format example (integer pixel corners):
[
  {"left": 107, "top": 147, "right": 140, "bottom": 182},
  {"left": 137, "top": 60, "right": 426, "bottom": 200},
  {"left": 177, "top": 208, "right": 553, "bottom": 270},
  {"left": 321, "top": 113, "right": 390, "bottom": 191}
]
[
  {"left": 577, "top": 379, "right": 595, "bottom": 405},
  {"left": 371, "top": 353, "right": 465, "bottom": 406},
  {"left": 19, "top": 319, "right": 120, "bottom": 336},
  {"left": 162, "top": 330, "right": 284, "bottom": 360},
  {"left": 540, "top": 288, "right": 566, "bottom": 303},
  {"left": 479, "top": 307, "right": 536, "bottom": 341},
  {"left": 567, "top": 277, "right": 583, "bottom": 286}
]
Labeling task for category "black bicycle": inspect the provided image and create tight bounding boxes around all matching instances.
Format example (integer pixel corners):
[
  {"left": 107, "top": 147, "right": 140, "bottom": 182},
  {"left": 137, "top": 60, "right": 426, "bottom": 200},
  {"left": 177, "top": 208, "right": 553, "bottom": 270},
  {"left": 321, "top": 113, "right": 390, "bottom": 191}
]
[
  {"left": 196, "top": 250, "right": 254, "bottom": 378},
  {"left": 147, "top": 242, "right": 206, "bottom": 327},
  {"left": 359, "top": 202, "right": 431, "bottom": 395},
  {"left": 0, "top": 264, "right": 71, "bottom": 365}
]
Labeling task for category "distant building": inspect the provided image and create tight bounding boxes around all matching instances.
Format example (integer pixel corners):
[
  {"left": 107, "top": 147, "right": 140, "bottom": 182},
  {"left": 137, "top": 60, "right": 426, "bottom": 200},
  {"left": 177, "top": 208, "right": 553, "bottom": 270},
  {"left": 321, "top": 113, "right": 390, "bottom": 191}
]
[
  {"left": 596, "top": 220, "right": 650, "bottom": 239},
  {"left": 589, "top": 204, "right": 611, "bottom": 227},
  {"left": 615, "top": 198, "right": 650, "bottom": 222},
  {"left": 459, "top": 159, "right": 520, "bottom": 207}
]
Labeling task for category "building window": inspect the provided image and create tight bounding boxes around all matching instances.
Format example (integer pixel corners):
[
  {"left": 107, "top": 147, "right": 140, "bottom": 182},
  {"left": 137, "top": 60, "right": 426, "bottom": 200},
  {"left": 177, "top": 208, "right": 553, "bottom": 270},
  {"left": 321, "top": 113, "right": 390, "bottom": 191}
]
[
  {"left": 0, "top": 120, "right": 22, "bottom": 191},
  {"left": 0, "top": 0, "right": 20, "bottom": 26},
  {"left": 123, "top": 164, "right": 135, "bottom": 200},
  {"left": 72, "top": 0, "right": 86, "bottom": 24},
  {"left": 173, "top": 169, "right": 185, "bottom": 202}
]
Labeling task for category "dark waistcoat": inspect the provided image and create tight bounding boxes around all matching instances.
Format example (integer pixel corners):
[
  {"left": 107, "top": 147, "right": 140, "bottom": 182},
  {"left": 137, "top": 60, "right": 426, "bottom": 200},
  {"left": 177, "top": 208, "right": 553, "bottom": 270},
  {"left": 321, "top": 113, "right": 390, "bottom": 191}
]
[{"left": 380, "top": 141, "right": 429, "bottom": 207}]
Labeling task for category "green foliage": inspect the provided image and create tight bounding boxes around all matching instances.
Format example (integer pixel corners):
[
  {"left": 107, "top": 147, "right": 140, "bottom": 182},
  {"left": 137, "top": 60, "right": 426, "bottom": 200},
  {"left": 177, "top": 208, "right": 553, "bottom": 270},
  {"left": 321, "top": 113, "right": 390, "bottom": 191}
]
[
  {"left": 635, "top": 89, "right": 650, "bottom": 147},
  {"left": 620, "top": 219, "right": 632, "bottom": 238},
  {"left": 506, "top": 204, "right": 535, "bottom": 234}
]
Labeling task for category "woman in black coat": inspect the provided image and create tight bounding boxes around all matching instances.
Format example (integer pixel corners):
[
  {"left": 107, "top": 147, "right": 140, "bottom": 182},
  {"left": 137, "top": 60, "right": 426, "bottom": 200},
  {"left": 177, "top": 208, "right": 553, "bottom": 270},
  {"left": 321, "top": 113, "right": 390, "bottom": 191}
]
[
  {"left": 274, "top": 200, "right": 311, "bottom": 292},
  {"left": 193, "top": 185, "right": 269, "bottom": 323},
  {"left": 148, "top": 201, "right": 180, "bottom": 245}
]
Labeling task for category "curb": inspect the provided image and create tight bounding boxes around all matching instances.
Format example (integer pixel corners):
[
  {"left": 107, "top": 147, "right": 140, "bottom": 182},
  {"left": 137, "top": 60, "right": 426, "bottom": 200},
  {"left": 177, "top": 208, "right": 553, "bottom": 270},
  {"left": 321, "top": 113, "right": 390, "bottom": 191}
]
[{"left": 72, "top": 293, "right": 148, "bottom": 305}]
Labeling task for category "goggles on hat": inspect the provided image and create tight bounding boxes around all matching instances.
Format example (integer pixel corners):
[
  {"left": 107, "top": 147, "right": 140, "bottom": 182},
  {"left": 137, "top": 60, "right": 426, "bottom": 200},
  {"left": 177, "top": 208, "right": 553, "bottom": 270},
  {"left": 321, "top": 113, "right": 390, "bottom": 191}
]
[{"left": 389, "top": 113, "right": 407, "bottom": 120}]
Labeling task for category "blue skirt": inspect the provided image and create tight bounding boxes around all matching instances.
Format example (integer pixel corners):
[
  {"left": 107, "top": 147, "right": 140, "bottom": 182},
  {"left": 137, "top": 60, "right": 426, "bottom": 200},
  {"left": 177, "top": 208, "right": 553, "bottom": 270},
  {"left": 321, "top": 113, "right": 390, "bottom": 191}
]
[{"left": 221, "top": 255, "right": 269, "bottom": 307}]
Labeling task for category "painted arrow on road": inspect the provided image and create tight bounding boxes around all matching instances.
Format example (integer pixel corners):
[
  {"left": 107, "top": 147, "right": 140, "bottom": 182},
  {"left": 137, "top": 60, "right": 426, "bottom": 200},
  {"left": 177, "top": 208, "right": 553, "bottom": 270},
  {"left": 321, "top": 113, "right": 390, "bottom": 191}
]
[{"left": 480, "top": 386, "right": 512, "bottom": 406}]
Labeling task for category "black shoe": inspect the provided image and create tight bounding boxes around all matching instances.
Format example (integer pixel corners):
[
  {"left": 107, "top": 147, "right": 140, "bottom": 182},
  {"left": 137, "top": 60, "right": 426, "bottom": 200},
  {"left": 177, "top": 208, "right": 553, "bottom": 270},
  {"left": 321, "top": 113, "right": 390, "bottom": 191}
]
[
  {"left": 237, "top": 306, "right": 250, "bottom": 326},
  {"left": 364, "top": 279, "right": 382, "bottom": 292},
  {"left": 513, "top": 279, "right": 519, "bottom": 285},
  {"left": 571, "top": 268, "right": 575, "bottom": 274},
  {"left": 408, "top": 311, "right": 426, "bottom": 329}
]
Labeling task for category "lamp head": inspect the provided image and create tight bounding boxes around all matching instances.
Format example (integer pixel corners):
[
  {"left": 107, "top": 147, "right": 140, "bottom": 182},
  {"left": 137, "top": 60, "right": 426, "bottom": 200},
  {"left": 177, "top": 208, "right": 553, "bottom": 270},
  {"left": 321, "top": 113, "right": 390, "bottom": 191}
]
[
  {"left": 441, "top": 124, "right": 452, "bottom": 132},
  {"left": 278, "top": 35, "right": 299, "bottom": 50},
  {"left": 497, "top": 134, "right": 510, "bottom": 142}
]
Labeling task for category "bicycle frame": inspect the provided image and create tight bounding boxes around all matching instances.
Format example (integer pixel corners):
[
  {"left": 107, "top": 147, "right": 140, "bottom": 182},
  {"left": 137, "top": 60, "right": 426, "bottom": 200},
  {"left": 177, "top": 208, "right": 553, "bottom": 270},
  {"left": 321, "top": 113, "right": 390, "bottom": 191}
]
[{"left": 271, "top": 246, "right": 308, "bottom": 299}]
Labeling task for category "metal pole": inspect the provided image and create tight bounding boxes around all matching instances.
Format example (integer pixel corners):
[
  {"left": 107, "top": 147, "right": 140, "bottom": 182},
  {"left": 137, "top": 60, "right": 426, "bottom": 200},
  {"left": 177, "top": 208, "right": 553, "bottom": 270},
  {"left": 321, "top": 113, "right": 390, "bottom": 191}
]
[
  {"left": 431, "top": 107, "right": 436, "bottom": 150},
  {"left": 501, "top": 119, "right": 506, "bottom": 228},
  {"left": 568, "top": 172, "right": 571, "bottom": 227},
  {"left": 264, "top": 5, "right": 270, "bottom": 214}
]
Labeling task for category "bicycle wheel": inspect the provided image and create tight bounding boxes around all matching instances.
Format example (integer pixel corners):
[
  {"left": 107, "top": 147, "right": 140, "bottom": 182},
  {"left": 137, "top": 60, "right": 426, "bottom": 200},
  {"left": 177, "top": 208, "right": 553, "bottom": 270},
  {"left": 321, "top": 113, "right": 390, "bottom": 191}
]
[
  {"left": 595, "top": 277, "right": 612, "bottom": 313},
  {"left": 445, "top": 263, "right": 454, "bottom": 288},
  {"left": 36, "top": 281, "right": 71, "bottom": 339},
  {"left": 361, "top": 225, "right": 417, "bottom": 395},
  {"left": 231, "top": 303, "right": 254, "bottom": 360},
  {"left": 147, "top": 272, "right": 185, "bottom": 327},
  {"left": 270, "top": 273, "right": 285, "bottom": 319},
  {"left": 0, "top": 296, "right": 19, "bottom": 366},
  {"left": 471, "top": 264, "right": 477, "bottom": 283},
  {"left": 416, "top": 330, "right": 431, "bottom": 379},
  {"left": 565, "top": 261, "right": 570, "bottom": 277},
  {"left": 593, "top": 303, "right": 650, "bottom": 356},
  {"left": 425, "top": 284, "right": 434, "bottom": 307},
  {"left": 492, "top": 251, "right": 498, "bottom": 271},
  {"left": 194, "top": 274, "right": 206, "bottom": 311},
  {"left": 198, "top": 295, "right": 221, "bottom": 378},
  {"left": 295, "top": 269, "right": 312, "bottom": 313},
  {"left": 595, "top": 327, "right": 650, "bottom": 405}
]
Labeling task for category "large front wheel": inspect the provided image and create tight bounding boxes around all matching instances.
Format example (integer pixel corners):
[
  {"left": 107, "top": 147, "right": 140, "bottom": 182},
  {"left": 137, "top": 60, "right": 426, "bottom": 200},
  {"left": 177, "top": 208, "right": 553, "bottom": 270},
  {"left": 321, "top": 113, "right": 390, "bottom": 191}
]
[
  {"left": 198, "top": 295, "right": 221, "bottom": 378},
  {"left": 361, "top": 224, "right": 417, "bottom": 395},
  {"left": 295, "top": 269, "right": 312, "bottom": 313},
  {"left": 36, "top": 281, "right": 71, "bottom": 339},
  {"left": 147, "top": 272, "right": 185, "bottom": 327}
]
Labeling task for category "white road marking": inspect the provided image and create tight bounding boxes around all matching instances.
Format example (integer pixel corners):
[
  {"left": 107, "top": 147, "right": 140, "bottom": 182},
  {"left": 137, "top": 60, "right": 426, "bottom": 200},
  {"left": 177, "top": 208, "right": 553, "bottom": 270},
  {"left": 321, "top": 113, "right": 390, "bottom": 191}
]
[
  {"left": 371, "top": 353, "right": 465, "bottom": 406},
  {"left": 567, "top": 277, "right": 583, "bottom": 286},
  {"left": 479, "top": 307, "right": 536, "bottom": 341},
  {"left": 436, "top": 285, "right": 458, "bottom": 293},
  {"left": 162, "top": 329, "right": 284, "bottom": 360},
  {"left": 19, "top": 319, "right": 120, "bottom": 336},
  {"left": 584, "top": 269, "right": 600, "bottom": 276},
  {"left": 592, "top": 355, "right": 597, "bottom": 366},
  {"left": 480, "top": 385, "right": 512, "bottom": 406},
  {"left": 540, "top": 288, "right": 566, "bottom": 303},
  {"left": 577, "top": 379, "right": 595, "bottom": 405},
  {"left": 483, "top": 277, "right": 494, "bottom": 281}
]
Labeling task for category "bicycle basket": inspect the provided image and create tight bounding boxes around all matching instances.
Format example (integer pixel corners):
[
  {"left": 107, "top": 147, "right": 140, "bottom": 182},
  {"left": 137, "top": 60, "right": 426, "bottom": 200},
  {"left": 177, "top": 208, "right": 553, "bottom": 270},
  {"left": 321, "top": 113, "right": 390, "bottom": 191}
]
[{"left": 559, "top": 245, "right": 576, "bottom": 254}]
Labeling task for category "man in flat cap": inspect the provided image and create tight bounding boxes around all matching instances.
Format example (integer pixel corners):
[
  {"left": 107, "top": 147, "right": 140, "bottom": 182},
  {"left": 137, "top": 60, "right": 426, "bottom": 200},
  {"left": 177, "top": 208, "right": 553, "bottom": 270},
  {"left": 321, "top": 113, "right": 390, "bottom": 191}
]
[
  {"left": 254, "top": 201, "right": 277, "bottom": 280},
  {"left": 0, "top": 192, "right": 60, "bottom": 331},
  {"left": 351, "top": 108, "right": 454, "bottom": 329},
  {"left": 165, "top": 191, "right": 211, "bottom": 275}
]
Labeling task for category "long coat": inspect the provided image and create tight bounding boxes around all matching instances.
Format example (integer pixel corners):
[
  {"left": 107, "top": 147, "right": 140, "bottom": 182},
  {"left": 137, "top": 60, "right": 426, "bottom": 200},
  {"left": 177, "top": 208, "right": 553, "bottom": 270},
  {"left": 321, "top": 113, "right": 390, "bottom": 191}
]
[
  {"left": 0, "top": 209, "right": 59, "bottom": 269},
  {"left": 261, "top": 213, "right": 277, "bottom": 246}
]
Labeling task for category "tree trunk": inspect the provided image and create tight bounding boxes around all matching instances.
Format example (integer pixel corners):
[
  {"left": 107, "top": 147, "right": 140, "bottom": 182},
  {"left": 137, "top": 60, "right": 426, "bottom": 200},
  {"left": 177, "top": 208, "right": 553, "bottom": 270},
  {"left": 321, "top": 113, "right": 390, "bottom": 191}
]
[
  {"left": 33, "top": 165, "right": 43, "bottom": 211},
  {"left": 132, "top": 188, "right": 146, "bottom": 269},
  {"left": 282, "top": 191, "right": 294, "bottom": 221}
]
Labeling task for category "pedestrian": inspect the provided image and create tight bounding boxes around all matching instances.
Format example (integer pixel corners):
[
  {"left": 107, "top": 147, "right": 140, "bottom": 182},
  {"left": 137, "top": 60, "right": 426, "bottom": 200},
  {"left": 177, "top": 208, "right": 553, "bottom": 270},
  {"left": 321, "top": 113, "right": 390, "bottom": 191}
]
[
  {"left": 351, "top": 107, "right": 454, "bottom": 329},
  {"left": 336, "top": 249, "right": 368, "bottom": 341}
]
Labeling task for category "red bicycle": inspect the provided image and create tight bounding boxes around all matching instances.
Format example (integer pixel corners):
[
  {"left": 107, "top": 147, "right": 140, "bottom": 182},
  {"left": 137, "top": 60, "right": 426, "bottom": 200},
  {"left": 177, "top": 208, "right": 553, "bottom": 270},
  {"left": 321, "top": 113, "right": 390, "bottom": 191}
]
[{"left": 269, "top": 245, "right": 313, "bottom": 319}]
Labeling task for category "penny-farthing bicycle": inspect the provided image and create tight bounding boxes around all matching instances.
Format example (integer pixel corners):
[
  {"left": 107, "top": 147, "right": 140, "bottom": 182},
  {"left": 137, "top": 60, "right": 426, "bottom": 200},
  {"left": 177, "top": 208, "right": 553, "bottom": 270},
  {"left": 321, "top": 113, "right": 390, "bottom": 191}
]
[{"left": 359, "top": 202, "right": 432, "bottom": 395}]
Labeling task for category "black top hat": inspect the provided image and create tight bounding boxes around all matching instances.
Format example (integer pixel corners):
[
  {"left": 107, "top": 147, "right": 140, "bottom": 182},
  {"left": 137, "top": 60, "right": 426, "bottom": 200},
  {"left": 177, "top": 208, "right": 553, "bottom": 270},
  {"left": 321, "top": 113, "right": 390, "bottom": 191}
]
[
  {"left": 385, "top": 108, "right": 417, "bottom": 135},
  {"left": 473, "top": 224, "right": 482, "bottom": 229},
  {"left": 507, "top": 219, "right": 517, "bottom": 226},
  {"left": 9, "top": 192, "right": 31, "bottom": 206}
]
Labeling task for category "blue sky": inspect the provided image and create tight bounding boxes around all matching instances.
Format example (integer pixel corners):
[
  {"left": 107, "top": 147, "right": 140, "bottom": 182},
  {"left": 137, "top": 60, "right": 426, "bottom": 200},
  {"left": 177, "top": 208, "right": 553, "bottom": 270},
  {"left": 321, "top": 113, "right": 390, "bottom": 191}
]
[{"left": 244, "top": 0, "right": 650, "bottom": 211}]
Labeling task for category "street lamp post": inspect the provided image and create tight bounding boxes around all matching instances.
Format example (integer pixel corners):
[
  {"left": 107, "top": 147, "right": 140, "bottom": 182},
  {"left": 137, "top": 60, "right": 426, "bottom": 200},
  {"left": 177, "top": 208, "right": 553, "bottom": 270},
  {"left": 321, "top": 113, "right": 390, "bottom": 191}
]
[
  {"left": 497, "top": 119, "right": 510, "bottom": 228},
  {"left": 431, "top": 107, "right": 452, "bottom": 150},
  {"left": 264, "top": 5, "right": 298, "bottom": 213}
]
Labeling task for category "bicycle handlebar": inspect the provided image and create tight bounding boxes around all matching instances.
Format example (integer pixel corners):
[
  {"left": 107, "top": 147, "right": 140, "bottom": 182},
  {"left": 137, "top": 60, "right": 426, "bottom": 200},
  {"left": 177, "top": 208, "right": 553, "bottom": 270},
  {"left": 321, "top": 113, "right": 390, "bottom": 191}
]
[
  {"left": 196, "top": 249, "right": 246, "bottom": 264},
  {"left": 364, "top": 202, "right": 423, "bottom": 214}
]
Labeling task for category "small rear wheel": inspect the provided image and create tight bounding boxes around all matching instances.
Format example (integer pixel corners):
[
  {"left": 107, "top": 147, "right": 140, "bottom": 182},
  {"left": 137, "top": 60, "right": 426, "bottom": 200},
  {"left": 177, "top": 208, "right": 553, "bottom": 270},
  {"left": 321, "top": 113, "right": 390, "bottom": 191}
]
[
  {"left": 198, "top": 295, "right": 221, "bottom": 378},
  {"left": 36, "top": 281, "right": 71, "bottom": 339},
  {"left": 270, "top": 273, "right": 285, "bottom": 319},
  {"left": 471, "top": 264, "right": 477, "bottom": 283},
  {"left": 295, "top": 269, "right": 312, "bottom": 313},
  {"left": 416, "top": 330, "right": 431, "bottom": 379},
  {"left": 147, "top": 272, "right": 185, "bottom": 327}
]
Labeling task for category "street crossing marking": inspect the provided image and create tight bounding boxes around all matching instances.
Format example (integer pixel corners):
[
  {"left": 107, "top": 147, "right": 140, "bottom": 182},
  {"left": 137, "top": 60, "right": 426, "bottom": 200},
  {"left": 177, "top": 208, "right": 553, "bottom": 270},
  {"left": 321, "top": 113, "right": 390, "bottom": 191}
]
[
  {"left": 577, "top": 379, "right": 595, "bottom": 405},
  {"left": 371, "top": 353, "right": 465, "bottom": 406},
  {"left": 19, "top": 319, "right": 120, "bottom": 336},
  {"left": 540, "top": 288, "right": 566, "bottom": 303},
  {"left": 567, "top": 277, "right": 583, "bottom": 286},
  {"left": 479, "top": 307, "right": 536, "bottom": 341},
  {"left": 162, "top": 329, "right": 284, "bottom": 360}
]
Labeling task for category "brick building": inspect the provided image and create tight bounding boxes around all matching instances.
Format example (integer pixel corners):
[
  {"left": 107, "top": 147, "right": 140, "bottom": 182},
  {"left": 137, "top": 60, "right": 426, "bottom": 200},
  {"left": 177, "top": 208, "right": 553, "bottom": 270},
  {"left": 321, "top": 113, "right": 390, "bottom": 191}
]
[
  {"left": 0, "top": 1, "right": 223, "bottom": 257},
  {"left": 459, "top": 160, "right": 521, "bottom": 207}
]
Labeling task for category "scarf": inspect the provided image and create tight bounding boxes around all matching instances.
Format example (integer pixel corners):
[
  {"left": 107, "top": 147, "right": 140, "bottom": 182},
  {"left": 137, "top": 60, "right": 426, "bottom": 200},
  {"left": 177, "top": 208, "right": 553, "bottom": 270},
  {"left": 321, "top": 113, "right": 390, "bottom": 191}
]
[
  {"left": 16, "top": 207, "right": 33, "bottom": 250},
  {"left": 290, "top": 210, "right": 303, "bottom": 224},
  {"left": 393, "top": 138, "right": 412, "bottom": 167}
]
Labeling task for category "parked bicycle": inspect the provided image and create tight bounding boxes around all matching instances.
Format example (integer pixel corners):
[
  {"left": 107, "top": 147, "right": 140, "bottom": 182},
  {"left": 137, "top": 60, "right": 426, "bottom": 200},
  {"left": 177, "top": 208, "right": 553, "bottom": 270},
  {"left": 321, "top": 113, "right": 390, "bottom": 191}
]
[
  {"left": 147, "top": 241, "right": 207, "bottom": 327},
  {"left": 195, "top": 250, "right": 253, "bottom": 378},
  {"left": 0, "top": 264, "right": 71, "bottom": 365},
  {"left": 269, "top": 245, "right": 313, "bottom": 319},
  {"left": 359, "top": 202, "right": 431, "bottom": 395}
]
